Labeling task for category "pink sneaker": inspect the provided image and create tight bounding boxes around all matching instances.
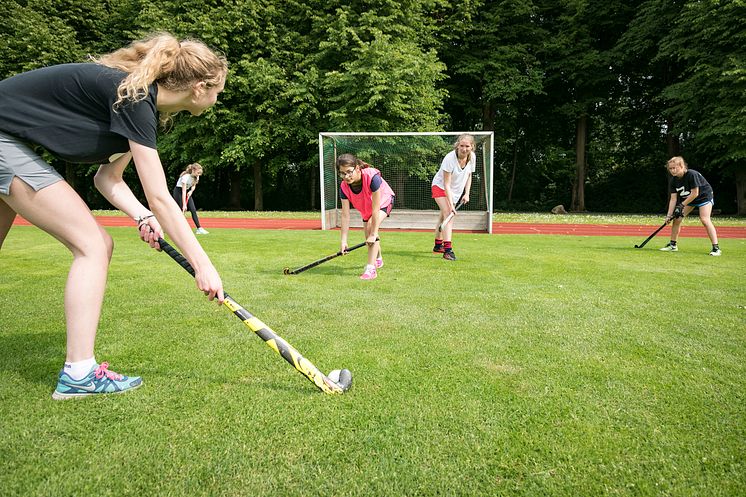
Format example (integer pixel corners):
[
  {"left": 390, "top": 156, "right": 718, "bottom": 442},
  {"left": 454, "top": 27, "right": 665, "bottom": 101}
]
[
  {"left": 375, "top": 258, "right": 384, "bottom": 268},
  {"left": 360, "top": 266, "right": 377, "bottom": 280}
]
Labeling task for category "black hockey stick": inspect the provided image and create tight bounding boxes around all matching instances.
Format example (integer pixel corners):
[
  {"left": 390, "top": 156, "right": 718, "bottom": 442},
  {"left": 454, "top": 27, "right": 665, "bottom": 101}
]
[
  {"left": 634, "top": 221, "right": 668, "bottom": 249},
  {"left": 158, "top": 237, "right": 352, "bottom": 394},
  {"left": 283, "top": 239, "right": 375, "bottom": 275}
]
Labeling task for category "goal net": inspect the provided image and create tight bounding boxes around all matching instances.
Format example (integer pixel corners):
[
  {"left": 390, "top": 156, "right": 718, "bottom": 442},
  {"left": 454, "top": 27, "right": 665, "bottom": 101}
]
[{"left": 319, "top": 132, "right": 494, "bottom": 232}]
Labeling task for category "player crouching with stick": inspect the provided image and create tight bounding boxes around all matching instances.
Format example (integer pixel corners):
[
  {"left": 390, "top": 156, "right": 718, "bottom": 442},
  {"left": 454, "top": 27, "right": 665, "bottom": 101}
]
[
  {"left": 431, "top": 134, "right": 475, "bottom": 261},
  {"left": 337, "top": 154, "right": 395, "bottom": 280},
  {"left": 660, "top": 156, "right": 721, "bottom": 256},
  {"left": 0, "top": 32, "right": 227, "bottom": 399}
]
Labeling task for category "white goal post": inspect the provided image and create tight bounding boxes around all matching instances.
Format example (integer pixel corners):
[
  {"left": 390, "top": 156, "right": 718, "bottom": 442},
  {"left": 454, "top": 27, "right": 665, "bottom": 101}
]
[{"left": 319, "top": 132, "right": 494, "bottom": 233}]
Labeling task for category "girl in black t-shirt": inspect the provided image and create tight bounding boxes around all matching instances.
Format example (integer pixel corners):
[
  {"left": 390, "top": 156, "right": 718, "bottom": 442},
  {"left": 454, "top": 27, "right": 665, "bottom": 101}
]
[
  {"left": 660, "top": 156, "right": 721, "bottom": 256},
  {"left": 0, "top": 33, "right": 228, "bottom": 399}
]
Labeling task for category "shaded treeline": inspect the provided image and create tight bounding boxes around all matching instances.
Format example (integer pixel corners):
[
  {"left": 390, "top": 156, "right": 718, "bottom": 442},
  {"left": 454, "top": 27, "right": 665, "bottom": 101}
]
[{"left": 1, "top": 0, "right": 744, "bottom": 213}]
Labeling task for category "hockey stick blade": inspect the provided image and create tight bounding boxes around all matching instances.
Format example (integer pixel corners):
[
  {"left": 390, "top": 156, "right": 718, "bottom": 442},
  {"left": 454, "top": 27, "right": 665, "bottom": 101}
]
[{"left": 634, "top": 221, "right": 668, "bottom": 249}]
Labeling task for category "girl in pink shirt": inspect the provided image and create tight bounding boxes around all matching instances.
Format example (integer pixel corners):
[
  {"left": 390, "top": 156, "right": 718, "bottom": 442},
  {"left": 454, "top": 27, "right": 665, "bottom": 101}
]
[{"left": 338, "top": 154, "right": 395, "bottom": 280}]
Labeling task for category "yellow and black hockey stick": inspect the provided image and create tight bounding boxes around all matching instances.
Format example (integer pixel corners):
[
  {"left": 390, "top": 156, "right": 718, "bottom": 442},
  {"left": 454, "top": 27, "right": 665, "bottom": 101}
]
[{"left": 158, "top": 238, "right": 352, "bottom": 394}]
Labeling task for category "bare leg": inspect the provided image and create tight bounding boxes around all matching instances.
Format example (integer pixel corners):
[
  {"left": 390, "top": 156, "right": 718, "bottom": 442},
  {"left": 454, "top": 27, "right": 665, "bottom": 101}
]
[
  {"left": 1, "top": 178, "right": 113, "bottom": 362},
  {"left": 0, "top": 197, "right": 17, "bottom": 249},
  {"left": 697, "top": 203, "right": 719, "bottom": 245},
  {"left": 434, "top": 197, "right": 453, "bottom": 242},
  {"left": 364, "top": 216, "right": 381, "bottom": 266},
  {"left": 372, "top": 209, "right": 388, "bottom": 261},
  {"left": 671, "top": 215, "right": 691, "bottom": 242}
]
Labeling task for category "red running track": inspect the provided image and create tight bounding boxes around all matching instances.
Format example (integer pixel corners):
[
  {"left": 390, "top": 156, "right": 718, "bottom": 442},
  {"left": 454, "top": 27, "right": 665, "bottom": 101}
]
[{"left": 11, "top": 216, "right": 746, "bottom": 238}]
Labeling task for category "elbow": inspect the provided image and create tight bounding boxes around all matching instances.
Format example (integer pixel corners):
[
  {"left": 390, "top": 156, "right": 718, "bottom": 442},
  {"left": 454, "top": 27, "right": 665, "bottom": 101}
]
[
  {"left": 93, "top": 169, "right": 110, "bottom": 194},
  {"left": 148, "top": 193, "right": 178, "bottom": 214}
]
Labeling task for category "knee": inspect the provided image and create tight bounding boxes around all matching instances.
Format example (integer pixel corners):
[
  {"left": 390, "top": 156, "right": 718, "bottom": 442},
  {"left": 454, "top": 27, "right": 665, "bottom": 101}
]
[{"left": 76, "top": 230, "right": 113, "bottom": 264}]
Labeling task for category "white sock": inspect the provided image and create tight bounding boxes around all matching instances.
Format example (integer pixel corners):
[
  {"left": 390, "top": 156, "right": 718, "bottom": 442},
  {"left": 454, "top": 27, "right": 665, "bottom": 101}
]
[
  {"left": 365, "top": 264, "right": 375, "bottom": 271},
  {"left": 64, "top": 357, "right": 96, "bottom": 380}
]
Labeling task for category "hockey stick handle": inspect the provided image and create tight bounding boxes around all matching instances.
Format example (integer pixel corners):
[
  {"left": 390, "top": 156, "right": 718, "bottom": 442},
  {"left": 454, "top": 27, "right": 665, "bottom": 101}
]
[
  {"left": 157, "top": 238, "right": 351, "bottom": 394},
  {"left": 634, "top": 221, "right": 668, "bottom": 249},
  {"left": 438, "top": 200, "right": 465, "bottom": 233}
]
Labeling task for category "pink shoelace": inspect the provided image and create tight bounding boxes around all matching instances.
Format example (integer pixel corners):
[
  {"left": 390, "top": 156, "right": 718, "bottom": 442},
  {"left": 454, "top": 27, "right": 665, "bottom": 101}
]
[{"left": 94, "top": 362, "right": 123, "bottom": 381}]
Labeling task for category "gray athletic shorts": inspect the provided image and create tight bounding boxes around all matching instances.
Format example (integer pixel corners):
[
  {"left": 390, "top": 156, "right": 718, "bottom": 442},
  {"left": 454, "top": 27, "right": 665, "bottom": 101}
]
[{"left": 0, "top": 130, "right": 63, "bottom": 195}]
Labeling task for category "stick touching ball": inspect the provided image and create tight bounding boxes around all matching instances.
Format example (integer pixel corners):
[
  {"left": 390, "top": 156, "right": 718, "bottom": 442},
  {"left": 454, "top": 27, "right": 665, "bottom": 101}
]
[
  {"left": 157, "top": 237, "right": 352, "bottom": 394},
  {"left": 327, "top": 369, "right": 353, "bottom": 391}
]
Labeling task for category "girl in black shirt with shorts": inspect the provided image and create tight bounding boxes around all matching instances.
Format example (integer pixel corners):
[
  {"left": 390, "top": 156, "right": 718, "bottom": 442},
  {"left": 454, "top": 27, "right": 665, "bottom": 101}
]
[
  {"left": 660, "top": 156, "right": 721, "bottom": 256},
  {"left": 0, "top": 33, "right": 228, "bottom": 399}
]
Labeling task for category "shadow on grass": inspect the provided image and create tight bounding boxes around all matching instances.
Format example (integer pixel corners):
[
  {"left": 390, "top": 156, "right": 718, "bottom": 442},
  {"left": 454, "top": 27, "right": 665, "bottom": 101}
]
[
  {"left": 0, "top": 331, "right": 61, "bottom": 387},
  {"left": 383, "top": 249, "right": 438, "bottom": 260},
  {"left": 268, "top": 263, "right": 358, "bottom": 277}
]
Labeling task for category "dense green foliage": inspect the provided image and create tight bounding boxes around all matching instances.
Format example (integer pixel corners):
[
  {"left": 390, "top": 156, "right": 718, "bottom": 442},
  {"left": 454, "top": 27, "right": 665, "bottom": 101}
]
[
  {"left": 1, "top": 0, "right": 744, "bottom": 213},
  {"left": 1, "top": 227, "right": 744, "bottom": 495}
]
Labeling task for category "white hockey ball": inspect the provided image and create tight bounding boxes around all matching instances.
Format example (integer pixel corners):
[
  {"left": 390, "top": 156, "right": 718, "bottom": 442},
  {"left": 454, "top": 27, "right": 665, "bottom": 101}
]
[{"left": 327, "top": 369, "right": 342, "bottom": 383}]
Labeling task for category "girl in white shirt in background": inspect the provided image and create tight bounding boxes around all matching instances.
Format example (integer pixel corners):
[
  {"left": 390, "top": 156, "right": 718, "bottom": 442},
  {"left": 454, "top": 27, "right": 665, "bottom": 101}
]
[
  {"left": 431, "top": 134, "right": 475, "bottom": 261},
  {"left": 173, "top": 162, "right": 208, "bottom": 234}
]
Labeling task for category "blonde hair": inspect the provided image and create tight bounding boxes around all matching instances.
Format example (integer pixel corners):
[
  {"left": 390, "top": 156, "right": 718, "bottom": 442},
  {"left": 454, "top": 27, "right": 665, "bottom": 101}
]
[
  {"left": 95, "top": 32, "right": 228, "bottom": 119},
  {"left": 667, "top": 156, "right": 688, "bottom": 171},
  {"left": 337, "top": 153, "right": 372, "bottom": 171},
  {"left": 453, "top": 134, "right": 476, "bottom": 151},
  {"left": 180, "top": 163, "right": 203, "bottom": 185}
]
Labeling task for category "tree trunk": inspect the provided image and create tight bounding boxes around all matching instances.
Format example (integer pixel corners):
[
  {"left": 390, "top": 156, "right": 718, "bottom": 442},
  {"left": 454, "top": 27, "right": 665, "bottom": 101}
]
[
  {"left": 310, "top": 166, "right": 317, "bottom": 211},
  {"left": 228, "top": 169, "right": 242, "bottom": 210},
  {"left": 482, "top": 101, "right": 495, "bottom": 131},
  {"left": 736, "top": 166, "right": 746, "bottom": 216},
  {"left": 571, "top": 114, "right": 587, "bottom": 212},
  {"left": 508, "top": 129, "right": 518, "bottom": 202},
  {"left": 666, "top": 118, "right": 680, "bottom": 157},
  {"left": 253, "top": 159, "right": 263, "bottom": 211}
]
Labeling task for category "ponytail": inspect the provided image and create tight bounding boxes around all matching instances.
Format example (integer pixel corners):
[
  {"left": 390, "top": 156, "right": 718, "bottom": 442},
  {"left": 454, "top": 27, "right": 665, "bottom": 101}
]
[
  {"left": 95, "top": 32, "right": 228, "bottom": 115},
  {"left": 182, "top": 163, "right": 203, "bottom": 185}
]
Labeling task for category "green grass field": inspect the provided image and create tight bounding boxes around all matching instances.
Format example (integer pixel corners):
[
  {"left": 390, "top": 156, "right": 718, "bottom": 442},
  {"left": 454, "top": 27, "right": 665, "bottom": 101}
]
[{"left": 1, "top": 227, "right": 744, "bottom": 496}]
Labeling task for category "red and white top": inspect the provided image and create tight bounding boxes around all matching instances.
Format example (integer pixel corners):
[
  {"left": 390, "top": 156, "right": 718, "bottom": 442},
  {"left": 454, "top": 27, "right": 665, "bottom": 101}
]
[{"left": 431, "top": 150, "right": 476, "bottom": 204}]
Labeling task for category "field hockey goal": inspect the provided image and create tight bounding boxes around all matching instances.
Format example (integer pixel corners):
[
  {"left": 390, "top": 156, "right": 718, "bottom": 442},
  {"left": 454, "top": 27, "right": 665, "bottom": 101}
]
[{"left": 319, "top": 132, "right": 494, "bottom": 232}]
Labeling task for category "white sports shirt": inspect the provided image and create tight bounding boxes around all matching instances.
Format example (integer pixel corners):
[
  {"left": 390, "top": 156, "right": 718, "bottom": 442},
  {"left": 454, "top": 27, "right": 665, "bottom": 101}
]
[
  {"left": 431, "top": 150, "right": 476, "bottom": 204},
  {"left": 176, "top": 173, "right": 196, "bottom": 190}
]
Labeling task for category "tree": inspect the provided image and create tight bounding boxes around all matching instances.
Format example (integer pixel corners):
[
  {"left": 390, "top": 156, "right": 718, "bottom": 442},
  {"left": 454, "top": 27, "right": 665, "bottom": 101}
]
[
  {"left": 436, "top": 0, "right": 547, "bottom": 205},
  {"left": 660, "top": 0, "right": 746, "bottom": 214},
  {"left": 314, "top": 0, "right": 447, "bottom": 131},
  {"left": 539, "top": 0, "right": 638, "bottom": 211}
]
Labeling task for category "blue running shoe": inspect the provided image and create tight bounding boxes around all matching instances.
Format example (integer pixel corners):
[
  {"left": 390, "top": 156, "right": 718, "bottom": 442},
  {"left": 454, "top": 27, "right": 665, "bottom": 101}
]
[{"left": 52, "top": 362, "right": 142, "bottom": 400}]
